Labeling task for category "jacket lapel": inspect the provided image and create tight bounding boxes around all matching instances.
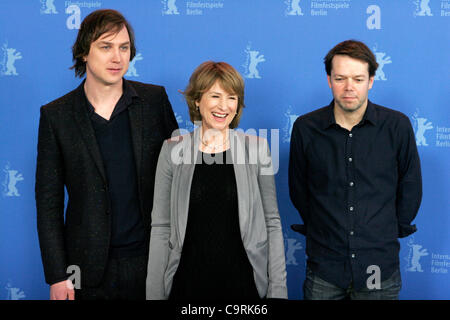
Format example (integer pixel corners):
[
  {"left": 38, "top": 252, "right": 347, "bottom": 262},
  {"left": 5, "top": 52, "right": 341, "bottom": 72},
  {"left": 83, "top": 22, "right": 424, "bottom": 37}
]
[
  {"left": 72, "top": 86, "right": 107, "bottom": 182},
  {"left": 177, "top": 129, "right": 200, "bottom": 246}
]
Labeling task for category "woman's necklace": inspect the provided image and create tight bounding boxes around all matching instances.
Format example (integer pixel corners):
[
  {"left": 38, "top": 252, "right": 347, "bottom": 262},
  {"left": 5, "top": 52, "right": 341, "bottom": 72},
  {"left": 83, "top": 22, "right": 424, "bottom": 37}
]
[{"left": 200, "top": 133, "right": 229, "bottom": 153}]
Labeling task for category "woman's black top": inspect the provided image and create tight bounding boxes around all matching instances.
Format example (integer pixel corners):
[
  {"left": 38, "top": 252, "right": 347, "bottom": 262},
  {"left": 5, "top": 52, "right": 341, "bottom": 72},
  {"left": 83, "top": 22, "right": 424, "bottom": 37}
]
[{"left": 169, "top": 150, "right": 260, "bottom": 301}]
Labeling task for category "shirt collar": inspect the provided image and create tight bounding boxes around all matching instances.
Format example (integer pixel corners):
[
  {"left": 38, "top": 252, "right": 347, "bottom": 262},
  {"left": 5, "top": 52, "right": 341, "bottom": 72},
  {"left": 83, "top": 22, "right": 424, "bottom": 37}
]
[
  {"left": 81, "top": 78, "right": 139, "bottom": 117},
  {"left": 321, "top": 99, "right": 378, "bottom": 130}
]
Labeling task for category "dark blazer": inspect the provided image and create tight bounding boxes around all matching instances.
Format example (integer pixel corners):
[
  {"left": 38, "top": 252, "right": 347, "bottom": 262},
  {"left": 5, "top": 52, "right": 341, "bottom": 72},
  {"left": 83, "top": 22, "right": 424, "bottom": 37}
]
[{"left": 35, "top": 80, "right": 178, "bottom": 287}]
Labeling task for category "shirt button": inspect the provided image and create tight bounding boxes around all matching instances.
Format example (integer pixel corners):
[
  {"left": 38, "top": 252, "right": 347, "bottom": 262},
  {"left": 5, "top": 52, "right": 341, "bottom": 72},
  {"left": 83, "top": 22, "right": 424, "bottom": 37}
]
[
  {"left": 349, "top": 182, "right": 354, "bottom": 187},
  {"left": 350, "top": 231, "right": 354, "bottom": 236},
  {"left": 351, "top": 254, "right": 356, "bottom": 258},
  {"left": 348, "top": 157, "right": 353, "bottom": 162},
  {"left": 349, "top": 133, "right": 353, "bottom": 137},
  {"left": 349, "top": 206, "right": 354, "bottom": 211}
]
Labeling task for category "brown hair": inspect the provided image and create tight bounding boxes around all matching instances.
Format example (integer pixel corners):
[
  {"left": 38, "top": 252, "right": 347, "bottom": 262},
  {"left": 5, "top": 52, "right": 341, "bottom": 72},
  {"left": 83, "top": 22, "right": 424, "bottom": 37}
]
[
  {"left": 324, "top": 40, "right": 378, "bottom": 77},
  {"left": 70, "top": 9, "right": 136, "bottom": 77},
  {"left": 183, "top": 61, "right": 245, "bottom": 129}
]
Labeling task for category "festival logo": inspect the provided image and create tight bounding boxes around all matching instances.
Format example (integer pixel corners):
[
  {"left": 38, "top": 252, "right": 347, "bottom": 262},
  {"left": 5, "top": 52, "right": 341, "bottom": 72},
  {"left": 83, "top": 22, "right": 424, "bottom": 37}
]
[
  {"left": 40, "top": 0, "right": 58, "bottom": 14},
  {"left": 284, "top": 233, "right": 303, "bottom": 266},
  {"left": 310, "top": 0, "right": 351, "bottom": 16},
  {"left": 243, "top": 43, "right": 265, "bottom": 79},
  {"left": 285, "top": 0, "right": 304, "bottom": 16},
  {"left": 283, "top": 106, "right": 299, "bottom": 143},
  {"left": 373, "top": 46, "right": 392, "bottom": 81},
  {"left": 5, "top": 281, "right": 26, "bottom": 300},
  {"left": 405, "top": 237, "right": 429, "bottom": 272},
  {"left": 414, "top": 0, "right": 433, "bottom": 16},
  {"left": 162, "top": 0, "right": 180, "bottom": 15},
  {"left": 125, "top": 53, "right": 143, "bottom": 77},
  {"left": 2, "top": 163, "right": 24, "bottom": 197},
  {"left": 161, "top": 0, "right": 225, "bottom": 16},
  {"left": 0, "top": 42, "right": 22, "bottom": 76},
  {"left": 412, "top": 109, "right": 433, "bottom": 146}
]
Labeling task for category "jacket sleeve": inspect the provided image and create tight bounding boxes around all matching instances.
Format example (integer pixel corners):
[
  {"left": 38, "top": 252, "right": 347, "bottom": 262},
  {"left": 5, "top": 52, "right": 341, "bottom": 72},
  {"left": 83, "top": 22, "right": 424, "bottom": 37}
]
[
  {"left": 288, "top": 118, "right": 308, "bottom": 235},
  {"left": 396, "top": 116, "right": 422, "bottom": 238},
  {"left": 35, "top": 107, "right": 68, "bottom": 285},
  {"left": 257, "top": 138, "right": 288, "bottom": 299},
  {"left": 146, "top": 140, "right": 172, "bottom": 299}
]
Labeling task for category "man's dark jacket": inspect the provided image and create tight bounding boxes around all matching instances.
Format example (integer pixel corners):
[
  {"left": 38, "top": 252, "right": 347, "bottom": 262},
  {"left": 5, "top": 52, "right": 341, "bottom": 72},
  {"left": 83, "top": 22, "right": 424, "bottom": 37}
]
[{"left": 35, "top": 80, "right": 178, "bottom": 287}]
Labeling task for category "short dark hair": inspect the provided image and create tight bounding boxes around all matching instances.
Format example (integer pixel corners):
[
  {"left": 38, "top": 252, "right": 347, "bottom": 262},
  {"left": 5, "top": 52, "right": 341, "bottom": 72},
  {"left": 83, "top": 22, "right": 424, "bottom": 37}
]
[
  {"left": 182, "top": 61, "right": 245, "bottom": 129},
  {"left": 324, "top": 40, "right": 378, "bottom": 77},
  {"left": 70, "top": 9, "right": 136, "bottom": 77}
]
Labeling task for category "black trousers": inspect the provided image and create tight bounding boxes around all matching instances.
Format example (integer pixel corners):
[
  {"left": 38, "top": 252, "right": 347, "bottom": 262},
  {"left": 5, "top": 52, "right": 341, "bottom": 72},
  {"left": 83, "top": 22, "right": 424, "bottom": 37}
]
[{"left": 75, "top": 254, "right": 147, "bottom": 300}]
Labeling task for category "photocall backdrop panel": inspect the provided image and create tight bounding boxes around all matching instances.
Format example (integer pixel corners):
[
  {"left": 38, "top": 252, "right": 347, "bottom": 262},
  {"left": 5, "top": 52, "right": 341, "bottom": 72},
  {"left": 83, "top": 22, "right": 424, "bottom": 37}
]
[{"left": 0, "top": 0, "right": 449, "bottom": 300}]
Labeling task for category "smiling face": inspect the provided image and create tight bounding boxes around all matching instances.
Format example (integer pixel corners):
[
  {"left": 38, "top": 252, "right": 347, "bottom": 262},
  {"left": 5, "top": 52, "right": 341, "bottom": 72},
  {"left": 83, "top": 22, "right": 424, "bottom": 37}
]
[
  {"left": 196, "top": 80, "right": 238, "bottom": 134},
  {"left": 84, "top": 25, "right": 130, "bottom": 87},
  {"left": 327, "top": 54, "right": 374, "bottom": 114}
]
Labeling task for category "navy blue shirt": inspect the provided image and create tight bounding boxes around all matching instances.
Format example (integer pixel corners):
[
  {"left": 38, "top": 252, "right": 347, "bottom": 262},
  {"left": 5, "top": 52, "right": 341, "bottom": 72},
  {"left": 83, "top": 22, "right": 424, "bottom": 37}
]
[
  {"left": 288, "top": 100, "right": 422, "bottom": 290},
  {"left": 84, "top": 80, "right": 147, "bottom": 258}
]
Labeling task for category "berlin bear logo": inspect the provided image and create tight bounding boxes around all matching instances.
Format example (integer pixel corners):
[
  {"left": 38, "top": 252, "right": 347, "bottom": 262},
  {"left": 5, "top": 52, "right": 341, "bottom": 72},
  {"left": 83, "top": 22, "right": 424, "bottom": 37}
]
[
  {"left": 125, "top": 53, "right": 143, "bottom": 77},
  {"left": 2, "top": 163, "right": 24, "bottom": 197},
  {"left": 41, "top": 0, "right": 58, "bottom": 14},
  {"left": 285, "top": 0, "right": 304, "bottom": 16},
  {"left": 405, "top": 238, "right": 429, "bottom": 272},
  {"left": 1, "top": 43, "right": 22, "bottom": 76},
  {"left": 412, "top": 110, "right": 433, "bottom": 146},
  {"left": 414, "top": 0, "right": 433, "bottom": 17},
  {"left": 373, "top": 47, "right": 392, "bottom": 81},
  {"left": 243, "top": 43, "right": 265, "bottom": 79},
  {"left": 162, "top": 0, "right": 180, "bottom": 15}
]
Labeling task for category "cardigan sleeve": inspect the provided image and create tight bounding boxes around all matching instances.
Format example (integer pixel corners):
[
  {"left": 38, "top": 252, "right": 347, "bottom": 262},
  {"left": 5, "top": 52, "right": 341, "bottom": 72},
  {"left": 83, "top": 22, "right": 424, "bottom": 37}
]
[
  {"left": 146, "top": 140, "right": 172, "bottom": 299},
  {"left": 256, "top": 138, "right": 288, "bottom": 299}
]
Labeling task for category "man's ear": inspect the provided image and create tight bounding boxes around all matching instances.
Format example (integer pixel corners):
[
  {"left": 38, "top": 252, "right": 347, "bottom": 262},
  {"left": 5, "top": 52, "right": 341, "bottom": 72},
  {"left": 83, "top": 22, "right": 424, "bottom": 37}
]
[{"left": 368, "top": 76, "right": 374, "bottom": 90}]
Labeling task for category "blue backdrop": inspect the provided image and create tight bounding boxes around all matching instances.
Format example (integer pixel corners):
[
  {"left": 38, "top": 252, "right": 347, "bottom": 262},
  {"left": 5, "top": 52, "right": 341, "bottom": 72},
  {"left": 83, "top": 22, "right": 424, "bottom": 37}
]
[{"left": 0, "top": 0, "right": 449, "bottom": 300}]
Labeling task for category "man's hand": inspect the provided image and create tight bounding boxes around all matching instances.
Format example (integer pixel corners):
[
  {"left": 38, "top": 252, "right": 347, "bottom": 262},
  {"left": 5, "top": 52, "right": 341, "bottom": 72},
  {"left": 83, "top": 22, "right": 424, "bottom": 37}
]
[{"left": 50, "top": 280, "right": 75, "bottom": 300}]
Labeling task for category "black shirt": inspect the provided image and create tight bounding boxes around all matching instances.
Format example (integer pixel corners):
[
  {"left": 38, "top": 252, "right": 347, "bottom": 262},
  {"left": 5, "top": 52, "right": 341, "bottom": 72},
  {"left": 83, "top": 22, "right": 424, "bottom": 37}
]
[
  {"left": 169, "top": 150, "right": 260, "bottom": 301},
  {"left": 84, "top": 80, "right": 147, "bottom": 258},
  {"left": 288, "top": 100, "right": 422, "bottom": 290}
]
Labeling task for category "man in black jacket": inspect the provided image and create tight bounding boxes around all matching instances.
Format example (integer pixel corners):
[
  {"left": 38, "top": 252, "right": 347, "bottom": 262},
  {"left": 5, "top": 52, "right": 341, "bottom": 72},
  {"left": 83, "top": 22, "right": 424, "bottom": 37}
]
[{"left": 35, "top": 9, "right": 178, "bottom": 300}]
